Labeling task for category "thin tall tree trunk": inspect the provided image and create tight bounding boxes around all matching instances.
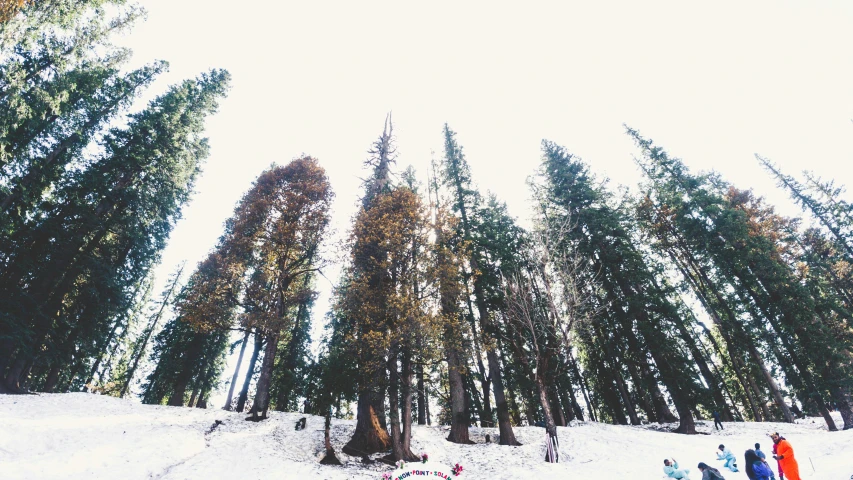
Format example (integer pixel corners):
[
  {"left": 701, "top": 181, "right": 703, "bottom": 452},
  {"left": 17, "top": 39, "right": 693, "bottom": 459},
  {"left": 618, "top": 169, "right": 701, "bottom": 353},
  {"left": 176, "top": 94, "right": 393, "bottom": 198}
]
[
  {"left": 119, "top": 270, "right": 182, "bottom": 398},
  {"left": 223, "top": 329, "right": 250, "bottom": 410},
  {"left": 746, "top": 340, "right": 794, "bottom": 423},
  {"left": 568, "top": 351, "right": 594, "bottom": 422},
  {"left": 320, "top": 409, "right": 342, "bottom": 465},
  {"left": 416, "top": 362, "right": 426, "bottom": 425},
  {"left": 237, "top": 332, "right": 263, "bottom": 413},
  {"left": 462, "top": 291, "right": 493, "bottom": 427},
  {"left": 669, "top": 248, "right": 764, "bottom": 421},
  {"left": 401, "top": 350, "right": 415, "bottom": 457},
  {"left": 167, "top": 332, "right": 204, "bottom": 407},
  {"left": 188, "top": 387, "right": 199, "bottom": 408}
]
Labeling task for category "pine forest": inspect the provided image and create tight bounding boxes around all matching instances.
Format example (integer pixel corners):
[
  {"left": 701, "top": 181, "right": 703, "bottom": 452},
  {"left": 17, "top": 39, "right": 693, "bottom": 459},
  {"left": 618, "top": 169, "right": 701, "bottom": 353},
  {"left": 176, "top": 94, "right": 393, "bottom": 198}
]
[{"left": 1, "top": 0, "right": 852, "bottom": 475}]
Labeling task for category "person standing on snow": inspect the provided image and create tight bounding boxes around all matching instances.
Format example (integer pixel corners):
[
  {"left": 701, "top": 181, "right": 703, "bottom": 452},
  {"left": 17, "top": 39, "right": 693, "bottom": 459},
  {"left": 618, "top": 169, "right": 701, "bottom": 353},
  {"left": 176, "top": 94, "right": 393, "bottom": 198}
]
[
  {"left": 697, "top": 462, "right": 725, "bottom": 480},
  {"left": 663, "top": 458, "right": 691, "bottom": 479},
  {"left": 771, "top": 439, "right": 784, "bottom": 479},
  {"left": 771, "top": 433, "right": 800, "bottom": 480},
  {"left": 744, "top": 449, "right": 776, "bottom": 480},
  {"left": 754, "top": 443, "right": 767, "bottom": 461},
  {"left": 712, "top": 411, "right": 724, "bottom": 430},
  {"left": 716, "top": 444, "right": 738, "bottom": 472}
]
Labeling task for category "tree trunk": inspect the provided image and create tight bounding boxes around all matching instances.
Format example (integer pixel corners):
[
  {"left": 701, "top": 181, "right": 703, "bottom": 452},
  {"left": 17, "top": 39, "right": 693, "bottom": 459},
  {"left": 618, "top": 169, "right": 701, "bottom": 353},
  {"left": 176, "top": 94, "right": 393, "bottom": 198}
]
[
  {"left": 119, "top": 272, "right": 181, "bottom": 398},
  {"left": 746, "top": 341, "right": 795, "bottom": 423},
  {"left": 387, "top": 349, "right": 403, "bottom": 461},
  {"left": 383, "top": 348, "right": 418, "bottom": 463},
  {"left": 342, "top": 390, "right": 391, "bottom": 457},
  {"left": 167, "top": 332, "right": 204, "bottom": 407},
  {"left": 670, "top": 249, "right": 764, "bottom": 421},
  {"left": 424, "top": 392, "right": 432, "bottom": 425},
  {"left": 555, "top": 374, "right": 577, "bottom": 422},
  {"left": 446, "top": 341, "right": 473, "bottom": 444},
  {"left": 613, "top": 364, "right": 640, "bottom": 425},
  {"left": 400, "top": 351, "right": 415, "bottom": 457},
  {"left": 416, "top": 362, "right": 426, "bottom": 425},
  {"left": 320, "top": 409, "right": 342, "bottom": 465},
  {"left": 223, "top": 329, "right": 250, "bottom": 410},
  {"left": 568, "top": 351, "right": 594, "bottom": 422},
  {"left": 830, "top": 386, "right": 853, "bottom": 430},
  {"left": 236, "top": 331, "right": 263, "bottom": 413},
  {"left": 188, "top": 387, "right": 199, "bottom": 408},
  {"left": 535, "top": 373, "right": 559, "bottom": 463},
  {"left": 0, "top": 340, "right": 15, "bottom": 381},
  {"left": 643, "top": 366, "right": 678, "bottom": 423},
  {"left": 248, "top": 330, "right": 279, "bottom": 420},
  {"left": 659, "top": 274, "right": 734, "bottom": 421},
  {"left": 3, "top": 356, "right": 30, "bottom": 393},
  {"left": 83, "top": 320, "right": 121, "bottom": 391},
  {"left": 598, "top": 322, "right": 640, "bottom": 425}
]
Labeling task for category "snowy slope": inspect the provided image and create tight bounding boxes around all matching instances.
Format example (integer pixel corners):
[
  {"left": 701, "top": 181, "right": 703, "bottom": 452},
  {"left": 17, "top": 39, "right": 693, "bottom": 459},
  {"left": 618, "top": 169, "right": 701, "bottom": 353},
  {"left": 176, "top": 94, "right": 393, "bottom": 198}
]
[{"left": 0, "top": 393, "right": 850, "bottom": 480}]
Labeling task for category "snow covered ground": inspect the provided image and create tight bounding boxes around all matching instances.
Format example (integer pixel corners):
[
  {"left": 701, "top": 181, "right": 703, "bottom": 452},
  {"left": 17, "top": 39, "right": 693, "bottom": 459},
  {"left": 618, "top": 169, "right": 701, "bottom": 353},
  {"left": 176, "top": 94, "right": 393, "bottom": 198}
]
[{"left": 0, "top": 393, "right": 850, "bottom": 479}]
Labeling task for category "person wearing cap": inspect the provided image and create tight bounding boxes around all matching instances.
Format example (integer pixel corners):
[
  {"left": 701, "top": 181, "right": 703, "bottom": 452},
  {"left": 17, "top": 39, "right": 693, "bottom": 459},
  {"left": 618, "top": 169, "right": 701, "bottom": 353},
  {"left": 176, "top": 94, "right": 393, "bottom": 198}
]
[
  {"left": 697, "top": 462, "right": 726, "bottom": 480},
  {"left": 771, "top": 433, "right": 800, "bottom": 480}
]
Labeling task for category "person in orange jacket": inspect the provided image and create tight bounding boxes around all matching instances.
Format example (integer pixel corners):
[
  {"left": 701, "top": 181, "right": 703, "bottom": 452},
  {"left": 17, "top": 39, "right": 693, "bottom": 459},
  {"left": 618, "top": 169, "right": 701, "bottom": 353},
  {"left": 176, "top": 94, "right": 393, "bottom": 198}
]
[{"left": 770, "top": 432, "right": 800, "bottom": 480}]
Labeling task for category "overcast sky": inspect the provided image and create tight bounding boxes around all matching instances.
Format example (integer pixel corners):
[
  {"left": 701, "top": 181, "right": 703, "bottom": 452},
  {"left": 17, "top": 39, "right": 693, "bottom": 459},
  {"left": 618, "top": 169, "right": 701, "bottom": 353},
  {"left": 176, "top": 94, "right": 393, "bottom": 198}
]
[{"left": 116, "top": 0, "right": 853, "bottom": 403}]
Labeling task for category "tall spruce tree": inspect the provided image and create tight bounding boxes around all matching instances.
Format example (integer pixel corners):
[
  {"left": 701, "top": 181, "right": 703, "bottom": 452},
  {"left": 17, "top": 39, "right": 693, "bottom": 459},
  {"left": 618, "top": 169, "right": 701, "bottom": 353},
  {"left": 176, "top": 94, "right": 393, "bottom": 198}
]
[
  {"left": 439, "top": 124, "right": 520, "bottom": 445},
  {"left": 1, "top": 68, "right": 230, "bottom": 393},
  {"left": 631, "top": 129, "right": 853, "bottom": 429},
  {"left": 534, "top": 140, "right": 703, "bottom": 434}
]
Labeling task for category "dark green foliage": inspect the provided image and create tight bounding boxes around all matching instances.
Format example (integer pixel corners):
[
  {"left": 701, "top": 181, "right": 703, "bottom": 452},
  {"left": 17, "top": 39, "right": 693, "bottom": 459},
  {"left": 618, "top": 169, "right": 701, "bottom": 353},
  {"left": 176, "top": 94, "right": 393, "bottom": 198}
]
[
  {"left": 0, "top": 0, "right": 230, "bottom": 393},
  {"left": 534, "top": 140, "right": 704, "bottom": 433},
  {"left": 140, "top": 316, "right": 228, "bottom": 406},
  {"left": 633, "top": 129, "right": 853, "bottom": 429}
]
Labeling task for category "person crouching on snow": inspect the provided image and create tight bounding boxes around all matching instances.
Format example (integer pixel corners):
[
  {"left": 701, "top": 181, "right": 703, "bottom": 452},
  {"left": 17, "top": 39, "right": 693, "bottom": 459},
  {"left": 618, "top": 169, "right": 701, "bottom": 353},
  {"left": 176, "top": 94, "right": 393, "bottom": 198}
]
[
  {"left": 716, "top": 444, "right": 738, "bottom": 472},
  {"left": 697, "top": 462, "right": 725, "bottom": 480},
  {"left": 664, "top": 458, "right": 691, "bottom": 479}
]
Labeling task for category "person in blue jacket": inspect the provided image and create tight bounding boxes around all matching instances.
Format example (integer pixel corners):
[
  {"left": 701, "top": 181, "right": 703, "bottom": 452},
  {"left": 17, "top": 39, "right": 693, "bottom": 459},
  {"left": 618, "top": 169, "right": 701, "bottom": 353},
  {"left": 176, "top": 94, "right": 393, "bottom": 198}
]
[
  {"left": 745, "top": 449, "right": 775, "bottom": 480},
  {"left": 716, "top": 444, "right": 739, "bottom": 472},
  {"left": 664, "top": 458, "right": 691, "bottom": 479},
  {"left": 754, "top": 443, "right": 767, "bottom": 461}
]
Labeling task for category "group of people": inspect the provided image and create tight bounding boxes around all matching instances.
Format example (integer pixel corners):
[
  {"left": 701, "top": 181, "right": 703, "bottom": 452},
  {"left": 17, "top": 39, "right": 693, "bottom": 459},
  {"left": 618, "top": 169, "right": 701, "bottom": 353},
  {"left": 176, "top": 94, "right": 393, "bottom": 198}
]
[{"left": 663, "top": 432, "right": 801, "bottom": 480}]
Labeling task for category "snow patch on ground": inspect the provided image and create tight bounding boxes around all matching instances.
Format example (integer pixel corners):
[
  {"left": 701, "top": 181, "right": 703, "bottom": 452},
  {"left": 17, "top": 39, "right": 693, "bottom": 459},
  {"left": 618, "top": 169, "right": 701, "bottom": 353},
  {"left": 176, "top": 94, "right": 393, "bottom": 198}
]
[{"left": 1, "top": 393, "right": 851, "bottom": 479}]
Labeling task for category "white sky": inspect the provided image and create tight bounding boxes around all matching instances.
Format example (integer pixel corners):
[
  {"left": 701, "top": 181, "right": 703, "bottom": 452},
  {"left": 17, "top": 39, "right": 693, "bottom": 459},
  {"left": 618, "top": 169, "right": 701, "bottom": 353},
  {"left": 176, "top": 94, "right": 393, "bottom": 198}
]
[{"left": 116, "top": 1, "right": 853, "bottom": 404}]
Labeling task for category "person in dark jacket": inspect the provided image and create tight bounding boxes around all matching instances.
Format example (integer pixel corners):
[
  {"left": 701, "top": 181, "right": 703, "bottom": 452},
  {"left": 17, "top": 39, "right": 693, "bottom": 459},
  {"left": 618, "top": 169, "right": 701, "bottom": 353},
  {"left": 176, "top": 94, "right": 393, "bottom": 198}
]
[
  {"left": 698, "top": 462, "right": 726, "bottom": 480},
  {"left": 712, "top": 411, "right": 724, "bottom": 430},
  {"left": 745, "top": 449, "right": 776, "bottom": 480}
]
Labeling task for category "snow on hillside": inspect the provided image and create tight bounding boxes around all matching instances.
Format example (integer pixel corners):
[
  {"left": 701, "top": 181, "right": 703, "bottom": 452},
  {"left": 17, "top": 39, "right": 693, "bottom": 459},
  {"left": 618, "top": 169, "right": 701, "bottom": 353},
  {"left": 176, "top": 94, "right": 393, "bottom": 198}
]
[{"left": 1, "top": 393, "right": 850, "bottom": 479}]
